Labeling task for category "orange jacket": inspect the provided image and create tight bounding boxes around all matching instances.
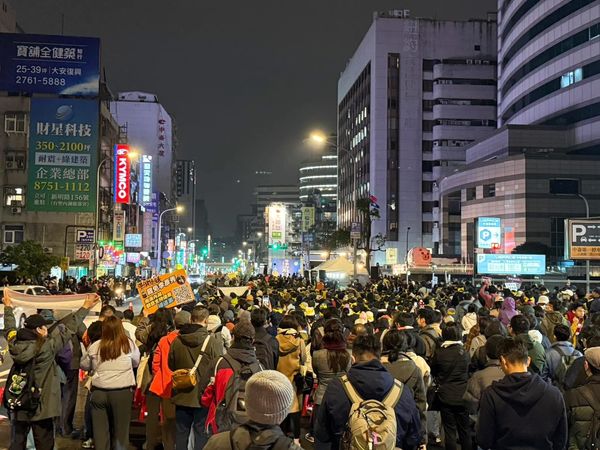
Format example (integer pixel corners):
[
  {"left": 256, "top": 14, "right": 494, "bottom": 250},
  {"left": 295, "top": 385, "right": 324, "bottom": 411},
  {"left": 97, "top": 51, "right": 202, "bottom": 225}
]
[{"left": 149, "top": 330, "right": 179, "bottom": 398}]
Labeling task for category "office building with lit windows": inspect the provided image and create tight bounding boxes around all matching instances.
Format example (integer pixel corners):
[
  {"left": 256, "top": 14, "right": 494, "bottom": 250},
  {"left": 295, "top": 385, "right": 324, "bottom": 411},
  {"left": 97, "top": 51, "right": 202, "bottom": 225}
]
[
  {"left": 337, "top": 11, "right": 497, "bottom": 264},
  {"left": 299, "top": 153, "right": 338, "bottom": 203},
  {"left": 438, "top": 0, "right": 600, "bottom": 265}
]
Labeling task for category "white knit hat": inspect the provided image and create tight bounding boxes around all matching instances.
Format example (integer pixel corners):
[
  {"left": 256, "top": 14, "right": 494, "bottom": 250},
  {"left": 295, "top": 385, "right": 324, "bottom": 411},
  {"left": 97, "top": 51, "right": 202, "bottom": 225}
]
[{"left": 245, "top": 370, "right": 294, "bottom": 425}]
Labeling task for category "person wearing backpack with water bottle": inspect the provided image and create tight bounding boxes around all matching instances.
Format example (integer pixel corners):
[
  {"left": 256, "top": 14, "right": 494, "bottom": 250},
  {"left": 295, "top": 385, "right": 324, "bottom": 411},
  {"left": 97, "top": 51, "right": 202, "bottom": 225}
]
[
  {"left": 314, "top": 333, "right": 422, "bottom": 450},
  {"left": 2, "top": 292, "right": 100, "bottom": 450}
]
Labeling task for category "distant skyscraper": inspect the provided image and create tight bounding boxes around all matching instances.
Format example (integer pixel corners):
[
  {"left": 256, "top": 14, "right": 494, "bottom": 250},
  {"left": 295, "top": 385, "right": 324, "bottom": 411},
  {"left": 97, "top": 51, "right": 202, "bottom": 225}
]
[
  {"left": 338, "top": 11, "right": 497, "bottom": 262},
  {"left": 299, "top": 153, "right": 337, "bottom": 203}
]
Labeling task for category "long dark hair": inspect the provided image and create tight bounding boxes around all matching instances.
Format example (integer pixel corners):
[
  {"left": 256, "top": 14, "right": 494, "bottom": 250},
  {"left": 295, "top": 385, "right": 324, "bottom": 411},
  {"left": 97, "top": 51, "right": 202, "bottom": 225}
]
[
  {"left": 147, "top": 308, "right": 174, "bottom": 349},
  {"left": 99, "top": 316, "right": 130, "bottom": 361},
  {"left": 322, "top": 319, "right": 350, "bottom": 373}
]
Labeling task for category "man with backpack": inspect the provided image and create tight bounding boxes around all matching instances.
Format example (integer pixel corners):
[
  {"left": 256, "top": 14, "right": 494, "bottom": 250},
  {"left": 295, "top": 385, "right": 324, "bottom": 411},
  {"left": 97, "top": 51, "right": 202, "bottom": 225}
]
[
  {"left": 204, "top": 370, "right": 303, "bottom": 450},
  {"left": 543, "top": 324, "right": 582, "bottom": 386},
  {"left": 203, "top": 320, "right": 263, "bottom": 434},
  {"left": 417, "top": 309, "right": 441, "bottom": 363},
  {"left": 251, "top": 308, "right": 279, "bottom": 370},
  {"left": 314, "top": 334, "right": 422, "bottom": 450},
  {"left": 168, "top": 306, "right": 223, "bottom": 450},
  {"left": 565, "top": 346, "right": 600, "bottom": 448}
]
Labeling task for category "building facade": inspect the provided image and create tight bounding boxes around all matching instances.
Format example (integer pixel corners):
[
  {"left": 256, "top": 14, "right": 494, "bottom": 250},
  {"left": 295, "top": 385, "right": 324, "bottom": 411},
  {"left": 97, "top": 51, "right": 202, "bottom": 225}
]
[
  {"left": 299, "top": 153, "right": 338, "bottom": 203},
  {"left": 438, "top": 0, "right": 600, "bottom": 265},
  {"left": 337, "top": 11, "right": 497, "bottom": 264}
]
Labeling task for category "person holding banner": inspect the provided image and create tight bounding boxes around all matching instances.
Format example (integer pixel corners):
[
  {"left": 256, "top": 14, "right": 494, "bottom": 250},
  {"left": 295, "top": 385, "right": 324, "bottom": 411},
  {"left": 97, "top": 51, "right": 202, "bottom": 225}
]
[{"left": 2, "top": 292, "right": 100, "bottom": 450}]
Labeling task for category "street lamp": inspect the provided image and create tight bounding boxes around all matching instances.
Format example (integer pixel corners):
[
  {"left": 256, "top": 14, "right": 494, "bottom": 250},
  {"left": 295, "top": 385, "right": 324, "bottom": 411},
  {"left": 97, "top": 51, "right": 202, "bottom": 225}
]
[
  {"left": 310, "top": 130, "right": 358, "bottom": 278},
  {"left": 93, "top": 156, "right": 111, "bottom": 276},
  {"left": 156, "top": 205, "right": 184, "bottom": 273},
  {"left": 578, "top": 193, "right": 591, "bottom": 293}
]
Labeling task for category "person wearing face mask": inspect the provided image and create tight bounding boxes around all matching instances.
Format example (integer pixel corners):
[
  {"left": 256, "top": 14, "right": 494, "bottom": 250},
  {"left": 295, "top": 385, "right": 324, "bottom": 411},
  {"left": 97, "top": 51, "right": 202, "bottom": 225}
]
[{"left": 2, "top": 293, "right": 100, "bottom": 450}]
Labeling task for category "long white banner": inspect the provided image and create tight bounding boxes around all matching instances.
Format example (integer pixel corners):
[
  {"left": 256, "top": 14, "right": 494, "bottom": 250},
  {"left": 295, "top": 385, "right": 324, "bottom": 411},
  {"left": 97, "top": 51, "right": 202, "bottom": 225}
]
[{"left": 3, "top": 288, "right": 101, "bottom": 312}]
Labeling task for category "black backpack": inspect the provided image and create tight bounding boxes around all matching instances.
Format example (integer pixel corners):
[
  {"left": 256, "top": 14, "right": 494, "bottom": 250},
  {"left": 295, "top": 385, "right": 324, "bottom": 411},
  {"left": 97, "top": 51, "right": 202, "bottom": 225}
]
[
  {"left": 3, "top": 354, "right": 43, "bottom": 413},
  {"left": 579, "top": 385, "right": 600, "bottom": 449},
  {"left": 215, "top": 355, "right": 263, "bottom": 432},
  {"left": 229, "top": 425, "right": 293, "bottom": 450},
  {"left": 254, "top": 333, "right": 275, "bottom": 370},
  {"left": 553, "top": 346, "right": 580, "bottom": 389}
]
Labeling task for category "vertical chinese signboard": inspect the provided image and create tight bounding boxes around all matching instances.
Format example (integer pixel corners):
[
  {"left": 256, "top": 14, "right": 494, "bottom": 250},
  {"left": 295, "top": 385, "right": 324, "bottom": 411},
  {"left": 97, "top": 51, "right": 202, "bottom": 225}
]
[
  {"left": 140, "top": 155, "right": 153, "bottom": 206},
  {"left": 27, "top": 98, "right": 98, "bottom": 212},
  {"left": 0, "top": 33, "right": 100, "bottom": 96}
]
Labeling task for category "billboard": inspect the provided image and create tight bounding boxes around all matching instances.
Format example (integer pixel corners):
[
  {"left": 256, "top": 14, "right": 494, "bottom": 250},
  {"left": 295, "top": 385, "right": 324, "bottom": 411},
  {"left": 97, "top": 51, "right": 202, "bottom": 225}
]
[
  {"left": 113, "top": 210, "right": 126, "bottom": 242},
  {"left": 267, "top": 204, "right": 286, "bottom": 247},
  {"left": 140, "top": 155, "right": 153, "bottom": 205},
  {"left": 477, "top": 217, "right": 502, "bottom": 249},
  {"left": 125, "top": 234, "right": 142, "bottom": 248},
  {"left": 0, "top": 33, "right": 100, "bottom": 96},
  {"left": 566, "top": 219, "right": 600, "bottom": 260},
  {"left": 301, "top": 207, "right": 315, "bottom": 232},
  {"left": 476, "top": 254, "right": 546, "bottom": 275},
  {"left": 27, "top": 98, "right": 98, "bottom": 212},
  {"left": 114, "top": 144, "right": 131, "bottom": 204}
]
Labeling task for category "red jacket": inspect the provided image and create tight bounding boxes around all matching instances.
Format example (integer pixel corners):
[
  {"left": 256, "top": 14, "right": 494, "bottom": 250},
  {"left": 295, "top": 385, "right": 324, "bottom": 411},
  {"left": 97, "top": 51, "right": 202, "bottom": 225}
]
[{"left": 149, "top": 330, "right": 179, "bottom": 398}]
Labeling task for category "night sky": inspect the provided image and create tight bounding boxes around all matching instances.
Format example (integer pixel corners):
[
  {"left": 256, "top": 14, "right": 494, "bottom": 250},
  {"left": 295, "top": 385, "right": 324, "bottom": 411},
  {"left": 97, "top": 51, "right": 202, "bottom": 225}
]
[{"left": 16, "top": 0, "right": 496, "bottom": 236}]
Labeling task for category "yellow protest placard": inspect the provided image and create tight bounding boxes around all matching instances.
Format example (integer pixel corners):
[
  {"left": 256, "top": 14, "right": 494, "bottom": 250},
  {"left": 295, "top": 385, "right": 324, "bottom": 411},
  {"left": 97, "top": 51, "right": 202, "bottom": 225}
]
[{"left": 137, "top": 269, "right": 195, "bottom": 315}]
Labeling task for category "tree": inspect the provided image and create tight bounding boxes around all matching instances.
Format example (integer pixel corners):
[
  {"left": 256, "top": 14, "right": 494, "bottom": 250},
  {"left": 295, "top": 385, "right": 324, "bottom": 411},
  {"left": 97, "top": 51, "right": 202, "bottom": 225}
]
[
  {"left": 0, "top": 241, "right": 60, "bottom": 281},
  {"left": 356, "top": 197, "right": 386, "bottom": 270},
  {"left": 512, "top": 241, "right": 552, "bottom": 259},
  {"left": 324, "top": 228, "right": 351, "bottom": 252}
]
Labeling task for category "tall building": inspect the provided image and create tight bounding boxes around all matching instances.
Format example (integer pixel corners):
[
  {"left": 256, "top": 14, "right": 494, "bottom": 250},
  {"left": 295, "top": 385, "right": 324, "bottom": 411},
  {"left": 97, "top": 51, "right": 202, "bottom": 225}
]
[
  {"left": 110, "top": 92, "right": 177, "bottom": 270},
  {"left": 438, "top": 0, "right": 600, "bottom": 264},
  {"left": 337, "top": 11, "right": 497, "bottom": 264},
  {"left": 175, "top": 159, "right": 196, "bottom": 236},
  {"left": 299, "top": 153, "right": 338, "bottom": 203},
  {"left": 110, "top": 92, "right": 175, "bottom": 199}
]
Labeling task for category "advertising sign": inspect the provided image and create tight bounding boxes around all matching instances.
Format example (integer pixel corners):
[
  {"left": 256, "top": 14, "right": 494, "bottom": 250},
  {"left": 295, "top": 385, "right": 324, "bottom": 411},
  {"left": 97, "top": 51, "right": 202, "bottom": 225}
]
[
  {"left": 114, "top": 144, "right": 130, "bottom": 204},
  {"left": 267, "top": 204, "right": 286, "bottom": 247},
  {"left": 113, "top": 210, "right": 126, "bottom": 242},
  {"left": 566, "top": 219, "right": 600, "bottom": 260},
  {"left": 301, "top": 207, "right": 315, "bottom": 232},
  {"left": 476, "top": 254, "right": 546, "bottom": 275},
  {"left": 477, "top": 217, "right": 502, "bottom": 249},
  {"left": 350, "top": 222, "right": 362, "bottom": 240},
  {"left": 126, "top": 252, "right": 141, "bottom": 264},
  {"left": 140, "top": 155, "right": 153, "bottom": 206},
  {"left": 137, "top": 269, "right": 195, "bottom": 314},
  {"left": 75, "top": 244, "right": 92, "bottom": 260},
  {"left": 386, "top": 248, "right": 398, "bottom": 265},
  {"left": 75, "top": 229, "right": 94, "bottom": 244},
  {"left": 125, "top": 233, "right": 142, "bottom": 248},
  {"left": 27, "top": 98, "right": 98, "bottom": 212},
  {"left": 0, "top": 33, "right": 100, "bottom": 96}
]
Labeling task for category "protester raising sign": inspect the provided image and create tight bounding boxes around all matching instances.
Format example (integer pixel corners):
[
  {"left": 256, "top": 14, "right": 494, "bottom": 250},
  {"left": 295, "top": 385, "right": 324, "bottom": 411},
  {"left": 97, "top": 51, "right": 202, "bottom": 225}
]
[{"left": 137, "top": 269, "right": 195, "bottom": 314}]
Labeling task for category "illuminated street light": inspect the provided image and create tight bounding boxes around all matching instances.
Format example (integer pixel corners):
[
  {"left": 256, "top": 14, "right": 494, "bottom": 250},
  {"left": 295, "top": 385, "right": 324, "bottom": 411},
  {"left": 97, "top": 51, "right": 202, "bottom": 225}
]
[{"left": 310, "top": 131, "right": 328, "bottom": 144}]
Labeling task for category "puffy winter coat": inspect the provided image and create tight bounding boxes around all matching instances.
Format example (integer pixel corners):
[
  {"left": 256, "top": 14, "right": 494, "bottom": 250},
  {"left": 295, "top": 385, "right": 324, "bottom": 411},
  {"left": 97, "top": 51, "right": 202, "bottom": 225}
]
[
  {"left": 149, "top": 330, "right": 179, "bottom": 398},
  {"left": 565, "top": 374, "right": 600, "bottom": 449}
]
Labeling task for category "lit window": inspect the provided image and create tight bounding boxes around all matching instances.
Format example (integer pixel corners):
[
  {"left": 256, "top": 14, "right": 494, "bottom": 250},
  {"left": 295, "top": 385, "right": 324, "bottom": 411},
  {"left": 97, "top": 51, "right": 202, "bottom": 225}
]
[
  {"left": 4, "top": 187, "right": 24, "bottom": 206},
  {"left": 561, "top": 68, "right": 583, "bottom": 88}
]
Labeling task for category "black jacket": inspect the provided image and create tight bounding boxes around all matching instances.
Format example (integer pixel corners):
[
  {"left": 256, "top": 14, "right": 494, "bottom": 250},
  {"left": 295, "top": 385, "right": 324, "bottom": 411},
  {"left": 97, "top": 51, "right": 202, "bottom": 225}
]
[
  {"left": 254, "top": 326, "right": 279, "bottom": 370},
  {"left": 315, "top": 359, "right": 422, "bottom": 450},
  {"left": 565, "top": 373, "right": 600, "bottom": 449},
  {"left": 431, "top": 343, "right": 470, "bottom": 406},
  {"left": 477, "top": 372, "right": 567, "bottom": 450}
]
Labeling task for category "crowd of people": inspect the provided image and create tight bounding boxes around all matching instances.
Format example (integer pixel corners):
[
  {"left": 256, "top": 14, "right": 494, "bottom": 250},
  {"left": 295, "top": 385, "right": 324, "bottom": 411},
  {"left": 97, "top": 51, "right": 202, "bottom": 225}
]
[{"left": 3, "top": 274, "right": 600, "bottom": 450}]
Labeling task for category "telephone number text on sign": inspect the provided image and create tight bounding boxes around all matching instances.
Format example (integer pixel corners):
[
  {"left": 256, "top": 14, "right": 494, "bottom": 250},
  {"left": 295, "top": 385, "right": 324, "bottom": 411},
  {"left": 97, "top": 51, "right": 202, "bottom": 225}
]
[{"left": 34, "top": 182, "right": 90, "bottom": 192}]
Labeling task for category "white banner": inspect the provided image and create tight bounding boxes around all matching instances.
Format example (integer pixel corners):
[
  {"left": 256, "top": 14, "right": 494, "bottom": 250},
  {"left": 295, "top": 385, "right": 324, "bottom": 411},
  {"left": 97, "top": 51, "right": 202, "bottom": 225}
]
[
  {"left": 3, "top": 288, "right": 101, "bottom": 312},
  {"left": 218, "top": 287, "right": 249, "bottom": 298}
]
